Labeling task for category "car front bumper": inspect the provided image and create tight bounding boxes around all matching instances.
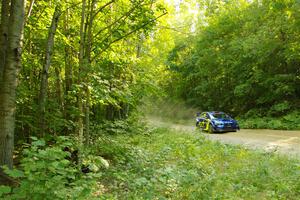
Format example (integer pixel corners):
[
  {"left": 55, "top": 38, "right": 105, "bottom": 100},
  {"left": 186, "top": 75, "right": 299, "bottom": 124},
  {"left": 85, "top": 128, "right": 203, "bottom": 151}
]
[{"left": 213, "top": 126, "right": 239, "bottom": 132}]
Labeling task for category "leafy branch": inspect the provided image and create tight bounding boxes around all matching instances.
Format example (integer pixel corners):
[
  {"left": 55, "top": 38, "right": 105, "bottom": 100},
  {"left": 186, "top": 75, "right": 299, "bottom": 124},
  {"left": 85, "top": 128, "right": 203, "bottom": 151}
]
[{"left": 92, "top": 11, "right": 167, "bottom": 62}]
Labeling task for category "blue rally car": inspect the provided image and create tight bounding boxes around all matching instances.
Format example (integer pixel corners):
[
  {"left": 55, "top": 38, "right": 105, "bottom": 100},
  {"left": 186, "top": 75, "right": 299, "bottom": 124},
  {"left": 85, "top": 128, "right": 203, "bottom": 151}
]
[{"left": 196, "top": 111, "right": 239, "bottom": 133}]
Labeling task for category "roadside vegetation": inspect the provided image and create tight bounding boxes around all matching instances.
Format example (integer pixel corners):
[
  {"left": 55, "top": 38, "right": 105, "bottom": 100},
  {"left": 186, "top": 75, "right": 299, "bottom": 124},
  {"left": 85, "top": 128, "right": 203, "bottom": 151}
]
[
  {"left": 99, "top": 128, "right": 300, "bottom": 199},
  {"left": 1, "top": 0, "right": 300, "bottom": 199},
  {"left": 2, "top": 126, "right": 299, "bottom": 199},
  {"left": 238, "top": 111, "right": 300, "bottom": 130},
  {"left": 166, "top": 0, "right": 300, "bottom": 130}
]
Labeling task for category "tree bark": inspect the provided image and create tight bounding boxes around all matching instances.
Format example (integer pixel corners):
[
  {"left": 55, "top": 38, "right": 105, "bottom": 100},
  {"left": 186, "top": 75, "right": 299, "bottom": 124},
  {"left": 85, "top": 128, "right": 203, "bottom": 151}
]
[
  {"left": 55, "top": 66, "right": 64, "bottom": 114},
  {"left": 84, "top": 87, "right": 90, "bottom": 144},
  {"left": 38, "top": 7, "right": 61, "bottom": 136},
  {"left": 0, "top": 0, "right": 10, "bottom": 81},
  {"left": 63, "top": 2, "right": 74, "bottom": 125},
  {"left": 0, "top": 0, "right": 25, "bottom": 168},
  {"left": 78, "top": 0, "right": 87, "bottom": 145},
  {"left": 64, "top": 7, "right": 72, "bottom": 93},
  {"left": 136, "top": 34, "right": 144, "bottom": 58},
  {"left": 75, "top": 0, "right": 87, "bottom": 170},
  {"left": 83, "top": 0, "right": 96, "bottom": 144}
]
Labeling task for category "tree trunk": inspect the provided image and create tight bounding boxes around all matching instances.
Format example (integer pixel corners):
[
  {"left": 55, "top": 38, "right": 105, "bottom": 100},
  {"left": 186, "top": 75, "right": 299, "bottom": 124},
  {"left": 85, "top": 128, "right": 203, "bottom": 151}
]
[
  {"left": 38, "top": 7, "right": 61, "bottom": 136},
  {"left": 84, "top": 87, "right": 90, "bottom": 144},
  {"left": 0, "top": 0, "right": 25, "bottom": 168},
  {"left": 55, "top": 66, "right": 64, "bottom": 114},
  {"left": 0, "top": 0, "right": 10, "bottom": 81},
  {"left": 136, "top": 34, "right": 144, "bottom": 58},
  {"left": 83, "top": 0, "right": 96, "bottom": 143},
  {"left": 64, "top": 0, "right": 72, "bottom": 93},
  {"left": 78, "top": 0, "right": 87, "bottom": 146},
  {"left": 63, "top": 3, "right": 74, "bottom": 126}
]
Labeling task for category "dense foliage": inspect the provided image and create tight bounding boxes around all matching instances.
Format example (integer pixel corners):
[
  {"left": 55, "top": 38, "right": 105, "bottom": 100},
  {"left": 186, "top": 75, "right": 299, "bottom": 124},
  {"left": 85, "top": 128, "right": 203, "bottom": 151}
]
[
  {"left": 98, "top": 128, "right": 300, "bottom": 199},
  {"left": 1, "top": 137, "right": 100, "bottom": 199},
  {"left": 17, "top": 0, "right": 167, "bottom": 139},
  {"left": 0, "top": 0, "right": 168, "bottom": 194},
  {"left": 1, "top": 0, "right": 300, "bottom": 198},
  {"left": 166, "top": 0, "right": 300, "bottom": 129}
]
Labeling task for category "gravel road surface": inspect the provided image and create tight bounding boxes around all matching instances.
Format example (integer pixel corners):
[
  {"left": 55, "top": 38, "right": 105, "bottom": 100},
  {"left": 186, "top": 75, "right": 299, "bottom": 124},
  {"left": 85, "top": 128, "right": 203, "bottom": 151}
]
[{"left": 148, "top": 118, "right": 300, "bottom": 158}]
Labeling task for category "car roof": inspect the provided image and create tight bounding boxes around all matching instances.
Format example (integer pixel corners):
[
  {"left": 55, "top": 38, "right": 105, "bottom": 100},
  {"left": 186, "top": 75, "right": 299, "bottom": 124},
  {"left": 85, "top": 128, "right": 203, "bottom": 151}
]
[{"left": 207, "top": 111, "right": 225, "bottom": 115}]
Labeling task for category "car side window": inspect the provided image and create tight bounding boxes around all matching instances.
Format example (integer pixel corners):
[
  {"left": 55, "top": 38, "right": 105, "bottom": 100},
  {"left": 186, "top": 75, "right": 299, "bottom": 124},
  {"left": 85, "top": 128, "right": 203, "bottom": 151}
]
[{"left": 206, "top": 113, "right": 211, "bottom": 119}]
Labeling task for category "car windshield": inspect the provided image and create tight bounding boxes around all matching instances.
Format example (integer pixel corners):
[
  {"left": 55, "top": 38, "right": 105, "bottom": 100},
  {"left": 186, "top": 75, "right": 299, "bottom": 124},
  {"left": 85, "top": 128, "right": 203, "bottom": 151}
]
[{"left": 211, "top": 113, "right": 231, "bottom": 119}]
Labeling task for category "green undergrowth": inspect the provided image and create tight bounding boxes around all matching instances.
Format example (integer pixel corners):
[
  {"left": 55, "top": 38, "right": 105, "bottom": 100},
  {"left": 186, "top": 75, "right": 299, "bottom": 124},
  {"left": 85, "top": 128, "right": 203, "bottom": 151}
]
[
  {"left": 2, "top": 126, "right": 299, "bottom": 199},
  {"left": 99, "top": 128, "right": 300, "bottom": 199},
  {"left": 0, "top": 136, "right": 104, "bottom": 200},
  {"left": 238, "top": 111, "right": 300, "bottom": 130}
]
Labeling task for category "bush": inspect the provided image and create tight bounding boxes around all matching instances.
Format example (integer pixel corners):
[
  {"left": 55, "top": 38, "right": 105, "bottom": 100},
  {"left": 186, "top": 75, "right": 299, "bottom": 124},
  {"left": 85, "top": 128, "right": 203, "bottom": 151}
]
[
  {"left": 238, "top": 111, "right": 300, "bottom": 130},
  {"left": 90, "top": 115, "right": 146, "bottom": 137},
  {"left": 1, "top": 137, "right": 100, "bottom": 200}
]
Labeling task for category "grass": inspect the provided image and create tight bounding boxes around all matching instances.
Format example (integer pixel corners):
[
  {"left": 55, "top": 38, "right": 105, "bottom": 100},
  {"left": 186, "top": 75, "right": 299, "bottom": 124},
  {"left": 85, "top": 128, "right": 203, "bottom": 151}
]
[{"left": 97, "top": 128, "right": 300, "bottom": 199}]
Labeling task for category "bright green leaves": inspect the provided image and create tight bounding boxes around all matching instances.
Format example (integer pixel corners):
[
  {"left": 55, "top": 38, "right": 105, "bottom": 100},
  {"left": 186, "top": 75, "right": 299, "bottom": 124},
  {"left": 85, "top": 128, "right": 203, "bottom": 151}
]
[
  {"left": 234, "top": 83, "right": 252, "bottom": 98},
  {"left": 31, "top": 138, "right": 46, "bottom": 147},
  {"left": 1, "top": 136, "right": 100, "bottom": 199},
  {"left": 166, "top": 0, "right": 300, "bottom": 122},
  {"left": 3, "top": 167, "right": 24, "bottom": 178},
  {"left": 0, "top": 186, "right": 11, "bottom": 197},
  {"left": 16, "top": 0, "right": 169, "bottom": 137}
]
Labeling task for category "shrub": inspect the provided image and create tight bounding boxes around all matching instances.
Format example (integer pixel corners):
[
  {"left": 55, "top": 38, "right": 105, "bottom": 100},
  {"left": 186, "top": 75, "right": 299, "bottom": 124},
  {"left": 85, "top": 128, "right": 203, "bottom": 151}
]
[
  {"left": 238, "top": 111, "right": 300, "bottom": 130},
  {"left": 1, "top": 137, "right": 99, "bottom": 200}
]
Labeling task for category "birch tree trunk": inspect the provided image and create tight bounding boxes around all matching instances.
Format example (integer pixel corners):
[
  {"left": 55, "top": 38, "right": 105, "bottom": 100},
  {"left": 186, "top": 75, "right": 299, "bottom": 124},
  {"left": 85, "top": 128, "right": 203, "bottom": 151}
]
[
  {"left": 0, "top": 0, "right": 25, "bottom": 168},
  {"left": 78, "top": 0, "right": 87, "bottom": 146},
  {"left": 38, "top": 7, "right": 61, "bottom": 136}
]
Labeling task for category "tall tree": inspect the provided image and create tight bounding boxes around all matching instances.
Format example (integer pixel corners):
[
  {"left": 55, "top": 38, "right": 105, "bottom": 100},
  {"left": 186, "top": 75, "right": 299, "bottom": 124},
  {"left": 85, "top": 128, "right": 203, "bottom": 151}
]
[
  {"left": 77, "top": 0, "right": 87, "bottom": 148},
  {"left": 0, "top": 0, "right": 25, "bottom": 168},
  {"left": 38, "top": 6, "right": 61, "bottom": 136}
]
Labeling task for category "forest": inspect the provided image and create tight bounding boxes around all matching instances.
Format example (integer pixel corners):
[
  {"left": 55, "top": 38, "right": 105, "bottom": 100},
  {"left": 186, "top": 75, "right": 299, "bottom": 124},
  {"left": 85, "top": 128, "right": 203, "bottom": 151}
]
[
  {"left": 0, "top": 0, "right": 299, "bottom": 199},
  {"left": 167, "top": 0, "right": 300, "bottom": 129}
]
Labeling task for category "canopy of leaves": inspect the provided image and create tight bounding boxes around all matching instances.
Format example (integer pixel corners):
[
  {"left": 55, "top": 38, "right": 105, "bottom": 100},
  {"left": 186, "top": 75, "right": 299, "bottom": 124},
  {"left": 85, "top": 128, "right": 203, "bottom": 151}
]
[{"left": 166, "top": 0, "right": 300, "bottom": 118}]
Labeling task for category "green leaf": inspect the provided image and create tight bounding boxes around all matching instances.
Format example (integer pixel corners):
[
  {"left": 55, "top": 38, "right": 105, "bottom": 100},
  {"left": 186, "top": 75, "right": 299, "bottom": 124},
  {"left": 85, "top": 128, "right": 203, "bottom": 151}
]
[
  {"left": 0, "top": 185, "right": 11, "bottom": 196},
  {"left": 30, "top": 136, "right": 38, "bottom": 141},
  {"left": 4, "top": 168, "right": 24, "bottom": 178},
  {"left": 32, "top": 139, "right": 46, "bottom": 147}
]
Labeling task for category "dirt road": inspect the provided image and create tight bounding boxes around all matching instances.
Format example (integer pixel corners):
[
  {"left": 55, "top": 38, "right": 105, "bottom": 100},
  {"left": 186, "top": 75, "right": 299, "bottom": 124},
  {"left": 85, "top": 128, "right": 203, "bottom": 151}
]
[{"left": 148, "top": 118, "right": 300, "bottom": 158}]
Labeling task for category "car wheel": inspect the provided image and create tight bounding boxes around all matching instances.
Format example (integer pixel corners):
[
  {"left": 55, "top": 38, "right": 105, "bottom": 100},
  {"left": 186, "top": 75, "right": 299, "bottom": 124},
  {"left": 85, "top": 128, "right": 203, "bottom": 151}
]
[{"left": 208, "top": 124, "right": 214, "bottom": 134}]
